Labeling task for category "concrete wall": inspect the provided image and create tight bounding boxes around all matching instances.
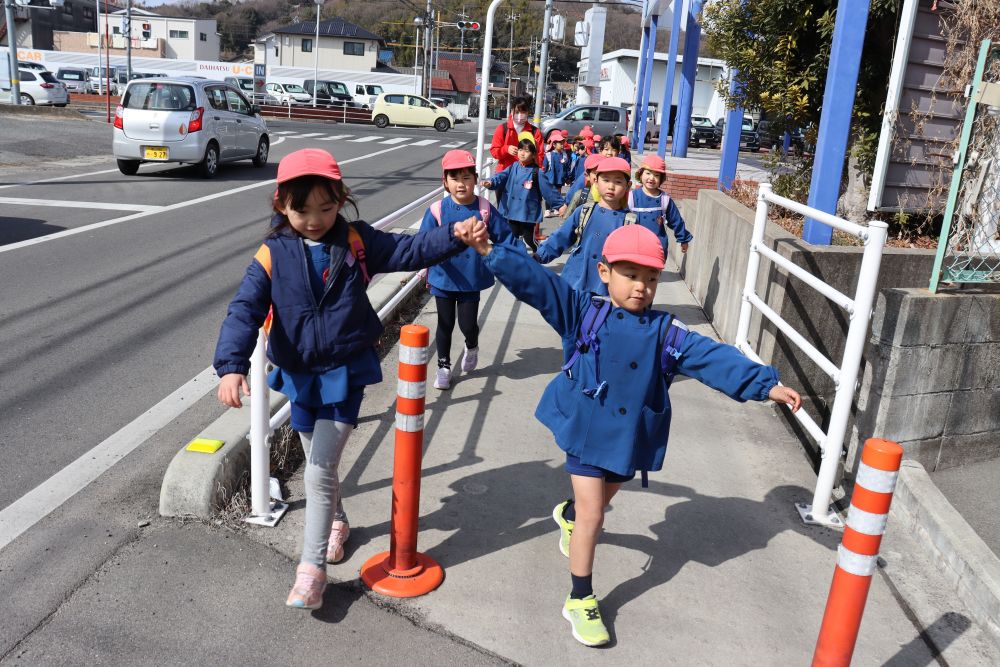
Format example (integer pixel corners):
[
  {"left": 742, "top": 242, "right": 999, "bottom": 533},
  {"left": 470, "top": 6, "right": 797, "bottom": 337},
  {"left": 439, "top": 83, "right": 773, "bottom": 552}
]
[
  {"left": 277, "top": 35, "right": 377, "bottom": 72},
  {"left": 851, "top": 288, "right": 1000, "bottom": 472},
  {"left": 668, "top": 190, "right": 939, "bottom": 469}
]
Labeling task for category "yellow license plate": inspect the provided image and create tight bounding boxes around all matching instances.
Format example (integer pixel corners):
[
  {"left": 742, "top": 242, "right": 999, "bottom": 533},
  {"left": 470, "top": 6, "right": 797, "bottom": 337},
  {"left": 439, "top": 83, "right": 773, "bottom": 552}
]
[{"left": 144, "top": 146, "right": 168, "bottom": 160}]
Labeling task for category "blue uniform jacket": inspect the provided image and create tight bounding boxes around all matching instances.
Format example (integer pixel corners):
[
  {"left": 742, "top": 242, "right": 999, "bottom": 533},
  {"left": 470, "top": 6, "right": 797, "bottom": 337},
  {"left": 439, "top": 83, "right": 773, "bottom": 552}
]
[
  {"left": 483, "top": 243, "right": 780, "bottom": 477},
  {"left": 214, "top": 217, "right": 463, "bottom": 377},
  {"left": 534, "top": 203, "right": 629, "bottom": 295},
  {"left": 419, "top": 196, "right": 520, "bottom": 294},
  {"left": 629, "top": 188, "right": 694, "bottom": 249},
  {"left": 570, "top": 155, "right": 586, "bottom": 185},
  {"left": 543, "top": 151, "right": 569, "bottom": 205},
  {"left": 487, "top": 162, "right": 562, "bottom": 223}
]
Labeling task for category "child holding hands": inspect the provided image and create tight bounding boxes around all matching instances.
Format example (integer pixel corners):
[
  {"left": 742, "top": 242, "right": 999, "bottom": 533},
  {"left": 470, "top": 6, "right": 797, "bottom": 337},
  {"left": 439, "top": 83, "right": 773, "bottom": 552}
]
[
  {"left": 214, "top": 148, "right": 474, "bottom": 611},
  {"left": 629, "top": 154, "right": 694, "bottom": 254},
  {"left": 455, "top": 221, "right": 801, "bottom": 647}
]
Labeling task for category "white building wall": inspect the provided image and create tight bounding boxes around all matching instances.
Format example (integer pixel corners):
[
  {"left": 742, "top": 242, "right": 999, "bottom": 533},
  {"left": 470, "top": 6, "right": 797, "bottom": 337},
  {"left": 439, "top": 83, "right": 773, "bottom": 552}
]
[
  {"left": 597, "top": 49, "right": 727, "bottom": 124},
  {"left": 277, "top": 35, "right": 378, "bottom": 72},
  {"left": 99, "top": 13, "right": 219, "bottom": 61}
]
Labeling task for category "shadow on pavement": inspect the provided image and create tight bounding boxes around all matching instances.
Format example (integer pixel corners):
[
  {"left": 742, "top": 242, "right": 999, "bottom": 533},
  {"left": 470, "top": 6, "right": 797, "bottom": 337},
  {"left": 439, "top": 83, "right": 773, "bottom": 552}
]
[
  {"left": 0, "top": 216, "right": 66, "bottom": 245},
  {"left": 882, "top": 612, "right": 971, "bottom": 666}
]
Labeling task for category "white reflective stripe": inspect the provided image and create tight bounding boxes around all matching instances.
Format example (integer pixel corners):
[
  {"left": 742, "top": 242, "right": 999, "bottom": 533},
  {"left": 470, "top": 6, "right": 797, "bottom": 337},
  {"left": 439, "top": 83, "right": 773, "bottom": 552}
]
[
  {"left": 856, "top": 462, "right": 899, "bottom": 494},
  {"left": 397, "top": 379, "right": 426, "bottom": 399},
  {"left": 837, "top": 545, "right": 877, "bottom": 577},
  {"left": 630, "top": 206, "right": 662, "bottom": 213},
  {"left": 846, "top": 506, "right": 888, "bottom": 536},
  {"left": 399, "top": 345, "right": 428, "bottom": 366},
  {"left": 395, "top": 412, "right": 425, "bottom": 432}
]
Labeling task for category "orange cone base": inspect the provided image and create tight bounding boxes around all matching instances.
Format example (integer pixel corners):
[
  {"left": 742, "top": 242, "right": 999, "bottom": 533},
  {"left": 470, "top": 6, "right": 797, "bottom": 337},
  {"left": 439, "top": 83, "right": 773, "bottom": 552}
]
[{"left": 360, "top": 551, "right": 444, "bottom": 598}]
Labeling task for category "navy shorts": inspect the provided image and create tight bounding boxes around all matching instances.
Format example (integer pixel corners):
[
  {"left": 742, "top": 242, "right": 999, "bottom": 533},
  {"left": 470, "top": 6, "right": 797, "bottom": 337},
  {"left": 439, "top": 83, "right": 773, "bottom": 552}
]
[
  {"left": 565, "top": 453, "right": 636, "bottom": 484},
  {"left": 290, "top": 387, "right": 365, "bottom": 432}
]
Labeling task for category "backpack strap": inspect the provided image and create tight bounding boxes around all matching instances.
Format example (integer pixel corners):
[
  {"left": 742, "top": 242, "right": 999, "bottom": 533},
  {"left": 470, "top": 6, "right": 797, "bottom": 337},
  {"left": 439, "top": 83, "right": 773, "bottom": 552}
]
[
  {"left": 430, "top": 199, "right": 444, "bottom": 226},
  {"left": 560, "top": 297, "right": 612, "bottom": 399},
  {"left": 477, "top": 195, "right": 491, "bottom": 225},
  {"left": 659, "top": 316, "right": 688, "bottom": 386},
  {"left": 572, "top": 202, "right": 597, "bottom": 247},
  {"left": 347, "top": 225, "right": 370, "bottom": 285}
]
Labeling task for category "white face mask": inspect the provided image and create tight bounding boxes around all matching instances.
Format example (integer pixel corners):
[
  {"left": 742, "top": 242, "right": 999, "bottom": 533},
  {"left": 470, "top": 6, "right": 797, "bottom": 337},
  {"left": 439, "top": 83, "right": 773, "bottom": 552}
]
[{"left": 513, "top": 113, "right": 528, "bottom": 125}]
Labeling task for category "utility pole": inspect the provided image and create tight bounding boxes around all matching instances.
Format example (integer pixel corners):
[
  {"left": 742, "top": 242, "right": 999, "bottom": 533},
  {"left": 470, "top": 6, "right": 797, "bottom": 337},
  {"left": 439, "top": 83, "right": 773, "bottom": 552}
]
[
  {"left": 533, "top": 0, "right": 553, "bottom": 123},
  {"left": 125, "top": 0, "right": 132, "bottom": 80},
  {"left": 312, "top": 0, "right": 321, "bottom": 107},
  {"left": 506, "top": 8, "right": 518, "bottom": 116},
  {"left": 423, "top": 0, "right": 432, "bottom": 98},
  {"left": 3, "top": 0, "right": 21, "bottom": 104}
]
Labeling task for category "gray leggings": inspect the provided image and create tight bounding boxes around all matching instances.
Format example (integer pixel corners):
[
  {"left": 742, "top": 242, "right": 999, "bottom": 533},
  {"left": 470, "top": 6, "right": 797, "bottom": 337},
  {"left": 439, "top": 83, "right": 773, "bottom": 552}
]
[{"left": 298, "top": 419, "right": 353, "bottom": 568}]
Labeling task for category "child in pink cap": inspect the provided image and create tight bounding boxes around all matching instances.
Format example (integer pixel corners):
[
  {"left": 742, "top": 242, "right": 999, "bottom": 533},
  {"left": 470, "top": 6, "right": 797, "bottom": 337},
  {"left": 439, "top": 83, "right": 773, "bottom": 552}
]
[
  {"left": 214, "top": 148, "right": 477, "bottom": 611},
  {"left": 419, "top": 150, "right": 520, "bottom": 390},
  {"left": 628, "top": 153, "right": 693, "bottom": 254},
  {"left": 454, "top": 221, "right": 802, "bottom": 647}
]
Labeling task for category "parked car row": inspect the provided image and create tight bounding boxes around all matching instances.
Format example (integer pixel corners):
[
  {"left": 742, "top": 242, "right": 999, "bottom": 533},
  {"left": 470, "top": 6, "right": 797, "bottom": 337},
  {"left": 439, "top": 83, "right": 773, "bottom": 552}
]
[
  {"left": 220, "top": 76, "right": 385, "bottom": 109},
  {"left": 1, "top": 64, "right": 69, "bottom": 106}
]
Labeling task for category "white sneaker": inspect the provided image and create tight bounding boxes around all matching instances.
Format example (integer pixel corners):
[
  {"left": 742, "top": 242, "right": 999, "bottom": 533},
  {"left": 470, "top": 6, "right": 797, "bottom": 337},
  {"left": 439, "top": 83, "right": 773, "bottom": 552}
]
[
  {"left": 460, "top": 346, "right": 479, "bottom": 373},
  {"left": 434, "top": 366, "right": 451, "bottom": 390}
]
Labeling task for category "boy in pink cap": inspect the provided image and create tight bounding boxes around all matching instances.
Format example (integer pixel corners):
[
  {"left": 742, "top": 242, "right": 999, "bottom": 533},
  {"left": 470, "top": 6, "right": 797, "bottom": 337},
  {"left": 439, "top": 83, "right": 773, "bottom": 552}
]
[
  {"left": 542, "top": 130, "right": 570, "bottom": 218},
  {"left": 454, "top": 221, "right": 802, "bottom": 647},
  {"left": 419, "top": 150, "right": 519, "bottom": 390},
  {"left": 214, "top": 148, "right": 477, "bottom": 610},
  {"left": 628, "top": 153, "right": 693, "bottom": 254}
]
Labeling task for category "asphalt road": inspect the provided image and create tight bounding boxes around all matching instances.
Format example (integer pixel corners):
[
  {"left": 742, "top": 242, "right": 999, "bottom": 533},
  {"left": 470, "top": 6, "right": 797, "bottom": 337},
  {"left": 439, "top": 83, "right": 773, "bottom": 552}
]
[{"left": 0, "top": 113, "right": 506, "bottom": 664}]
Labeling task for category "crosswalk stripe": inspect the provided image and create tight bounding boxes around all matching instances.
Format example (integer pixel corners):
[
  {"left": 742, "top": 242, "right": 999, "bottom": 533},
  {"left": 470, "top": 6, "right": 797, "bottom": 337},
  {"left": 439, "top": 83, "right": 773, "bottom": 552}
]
[
  {"left": 380, "top": 137, "right": 410, "bottom": 145},
  {"left": 410, "top": 139, "right": 439, "bottom": 146},
  {"left": 316, "top": 134, "right": 352, "bottom": 141},
  {"left": 349, "top": 136, "right": 382, "bottom": 143},
  {"left": 294, "top": 132, "right": 325, "bottom": 138},
  {"left": 441, "top": 141, "right": 465, "bottom": 148},
  {"left": 271, "top": 130, "right": 297, "bottom": 135}
]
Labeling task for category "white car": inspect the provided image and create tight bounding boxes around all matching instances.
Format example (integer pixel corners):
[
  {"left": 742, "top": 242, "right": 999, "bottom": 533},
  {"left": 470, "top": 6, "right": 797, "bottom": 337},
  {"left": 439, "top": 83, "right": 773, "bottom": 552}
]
[
  {"left": 265, "top": 82, "right": 311, "bottom": 105},
  {"left": 112, "top": 77, "right": 269, "bottom": 178},
  {"left": 1, "top": 69, "right": 69, "bottom": 106}
]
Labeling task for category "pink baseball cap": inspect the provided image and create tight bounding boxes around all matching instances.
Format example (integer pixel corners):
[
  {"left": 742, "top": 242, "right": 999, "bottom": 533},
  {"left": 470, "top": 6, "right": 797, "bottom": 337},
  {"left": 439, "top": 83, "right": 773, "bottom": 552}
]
[
  {"left": 620, "top": 135, "right": 630, "bottom": 147},
  {"left": 602, "top": 224, "right": 665, "bottom": 270},
  {"left": 594, "top": 134, "right": 602, "bottom": 142},
  {"left": 582, "top": 138, "right": 595, "bottom": 151},
  {"left": 441, "top": 149, "right": 476, "bottom": 173},
  {"left": 594, "top": 156, "right": 631, "bottom": 175},
  {"left": 277, "top": 148, "right": 341, "bottom": 183},
  {"left": 579, "top": 125, "right": 594, "bottom": 138},
  {"left": 548, "top": 130, "right": 567, "bottom": 142},
  {"left": 583, "top": 153, "right": 606, "bottom": 171}
]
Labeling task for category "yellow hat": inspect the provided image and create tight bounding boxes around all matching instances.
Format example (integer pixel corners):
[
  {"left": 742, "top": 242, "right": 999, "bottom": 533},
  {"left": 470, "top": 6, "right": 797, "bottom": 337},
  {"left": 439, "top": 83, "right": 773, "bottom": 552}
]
[{"left": 517, "top": 130, "right": 536, "bottom": 146}]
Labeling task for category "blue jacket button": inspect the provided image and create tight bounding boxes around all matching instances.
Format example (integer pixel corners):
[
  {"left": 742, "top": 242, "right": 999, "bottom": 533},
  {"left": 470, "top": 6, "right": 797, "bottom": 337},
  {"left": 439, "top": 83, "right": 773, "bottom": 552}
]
[
  {"left": 630, "top": 362, "right": 638, "bottom": 369},
  {"left": 619, "top": 407, "right": 627, "bottom": 415},
  {"left": 616, "top": 312, "right": 623, "bottom": 319}
]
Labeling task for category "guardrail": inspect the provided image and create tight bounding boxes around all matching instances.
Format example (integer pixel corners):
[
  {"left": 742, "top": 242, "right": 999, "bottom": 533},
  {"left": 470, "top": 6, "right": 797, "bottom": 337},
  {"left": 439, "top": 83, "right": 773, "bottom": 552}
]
[
  {"left": 735, "top": 183, "right": 888, "bottom": 529},
  {"left": 245, "top": 159, "right": 497, "bottom": 526}
]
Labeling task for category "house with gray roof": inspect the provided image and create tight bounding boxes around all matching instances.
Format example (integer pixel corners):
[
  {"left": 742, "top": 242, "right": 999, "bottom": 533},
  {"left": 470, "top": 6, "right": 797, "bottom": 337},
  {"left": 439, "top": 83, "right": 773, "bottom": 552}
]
[{"left": 258, "top": 17, "right": 384, "bottom": 72}]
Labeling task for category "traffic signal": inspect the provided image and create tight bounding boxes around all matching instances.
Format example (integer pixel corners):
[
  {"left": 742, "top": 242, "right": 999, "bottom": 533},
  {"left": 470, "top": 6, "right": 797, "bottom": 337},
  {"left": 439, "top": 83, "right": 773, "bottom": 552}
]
[
  {"left": 141, "top": 23, "right": 151, "bottom": 40},
  {"left": 456, "top": 21, "right": 479, "bottom": 31}
]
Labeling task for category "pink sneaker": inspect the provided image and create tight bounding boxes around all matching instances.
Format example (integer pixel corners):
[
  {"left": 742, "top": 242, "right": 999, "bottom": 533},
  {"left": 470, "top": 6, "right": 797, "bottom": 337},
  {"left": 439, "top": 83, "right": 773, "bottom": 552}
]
[
  {"left": 286, "top": 562, "right": 326, "bottom": 609},
  {"left": 326, "top": 520, "right": 350, "bottom": 564}
]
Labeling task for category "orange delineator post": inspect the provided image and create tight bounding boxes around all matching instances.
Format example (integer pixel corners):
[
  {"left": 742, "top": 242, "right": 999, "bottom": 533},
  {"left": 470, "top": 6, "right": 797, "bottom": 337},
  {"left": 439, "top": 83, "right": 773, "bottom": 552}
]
[
  {"left": 360, "top": 325, "right": 444, "bottom": 597},
  {"left": 812, "top": 438, "right": 904, "bottom": 667}
]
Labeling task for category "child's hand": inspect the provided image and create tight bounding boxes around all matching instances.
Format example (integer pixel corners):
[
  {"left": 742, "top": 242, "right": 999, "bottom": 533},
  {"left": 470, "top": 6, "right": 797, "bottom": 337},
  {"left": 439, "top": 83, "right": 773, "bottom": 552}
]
[
  {"left": 681, "top": 242, "right": 689, "bottom": 253},
  {"left": 479, "top": 180, "right": 493, "bottom": 189},
  {"left": 452, "top": 217, "right": 477, "bottom": 240},
  {"left": 768, "top": 385, "right": 801, "bottom": 413},
  {"left": 557, "top": 204, "right": 567, "bottom": 217},
  {"left": 455, "top": 219, "right": 492, "bottom": 256},
  {"left": 218, "top": 373, "right": 250, "bottom": 408},
  {"left": 471, "top": 220, "right": 489, "bottom": 244}
]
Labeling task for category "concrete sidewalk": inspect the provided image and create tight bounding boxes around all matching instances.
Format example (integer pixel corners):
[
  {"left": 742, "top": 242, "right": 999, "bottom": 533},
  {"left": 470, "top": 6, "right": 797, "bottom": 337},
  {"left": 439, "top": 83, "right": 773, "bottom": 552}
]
[{"left": 237, "top": 253, "right": 994, "bottom": 664}]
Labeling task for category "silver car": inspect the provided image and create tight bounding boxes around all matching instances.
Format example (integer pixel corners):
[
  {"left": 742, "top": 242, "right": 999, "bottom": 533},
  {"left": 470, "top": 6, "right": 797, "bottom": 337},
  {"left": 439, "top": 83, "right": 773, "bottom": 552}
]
[
  {"left": 539, "top": 104, "right": 629, "bottom": 143},
  {"left": 113, "top": 77, "right": 270, "bottom": 178}
]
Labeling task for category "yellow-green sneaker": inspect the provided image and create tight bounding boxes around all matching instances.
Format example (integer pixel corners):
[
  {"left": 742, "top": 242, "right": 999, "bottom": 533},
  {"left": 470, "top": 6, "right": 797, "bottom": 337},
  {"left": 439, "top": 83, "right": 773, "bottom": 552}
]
[
  {"left": 552, "top": 500, "right": 574, "bottom": 558},
  {"left": 562, "top": 595, "right": 610, "bottom": 647}
]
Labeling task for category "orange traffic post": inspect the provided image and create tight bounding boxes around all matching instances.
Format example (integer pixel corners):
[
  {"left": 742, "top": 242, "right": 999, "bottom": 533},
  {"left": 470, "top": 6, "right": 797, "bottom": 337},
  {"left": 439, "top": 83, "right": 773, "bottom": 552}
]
[
  {"left": 361, "top": 325, "right": 444, "bottom": 597},
  {"left": 813, "top": 438, "right": 904, "bottom": 666}
]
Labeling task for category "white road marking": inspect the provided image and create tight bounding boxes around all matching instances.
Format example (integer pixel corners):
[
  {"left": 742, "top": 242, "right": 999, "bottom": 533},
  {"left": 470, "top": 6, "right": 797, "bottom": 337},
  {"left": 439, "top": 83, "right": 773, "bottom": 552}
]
[
  {"left": 349, "top": 136, "right": 381, "bottom": 143},
  {"left": 0, "top": 144, "right": 410, "bottom": 255},
  {"left": 442, "top": 141, "right": 466, "bottom": 148},
  {"left": 0, "top": 367, "right": 219, "bottom": 551},
  {"left": 291, "top": 132, "right": 325, "bottom": 138},
  {"left": 316, "top": 135, "right": 352, "bottom": 141},
  {"left": 270, "top": 130, "right": 297, "bottom": 135},
  {"left": 0, "top": 197, "right": 163, "bottom": 212},
  {"left": 410, "top": 139, "right": 439, "bottom": 146},
  {"left": 0, "top": 167, "right": 121, "bottom": 191},
  {"left": 380, "top": 137, "right": 409, "bottom": 145}
]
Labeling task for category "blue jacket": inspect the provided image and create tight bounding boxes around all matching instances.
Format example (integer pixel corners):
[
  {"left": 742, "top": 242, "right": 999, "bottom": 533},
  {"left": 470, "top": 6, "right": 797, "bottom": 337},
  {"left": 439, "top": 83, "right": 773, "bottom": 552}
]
[
  {"left": 487, "top": 161, "right": 562, "bottom": 223},
  {"left": 628, "top": 188, "right": 694, "bottom": 250},
  {"left": 214, "top": 217, "right": 463, "bottom": 377},
  {"left": 534, "top": 203, "right": 630, "bottom": 295},
  {"left": 569, "top": 155, "right": 586, "bottom": 185},
  {"left": 483, "top": 243, "right": 780, "bottom": 477},
  {"left": 419, "top": 196, "right": 520, "bottom": 294},
  {"left": 543, "top": 151, "right": 570, "bottom": 204}
]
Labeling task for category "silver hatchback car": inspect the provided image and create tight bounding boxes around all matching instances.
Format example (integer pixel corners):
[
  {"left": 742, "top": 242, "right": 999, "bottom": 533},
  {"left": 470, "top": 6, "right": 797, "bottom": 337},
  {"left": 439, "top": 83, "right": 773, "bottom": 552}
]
[{"left": 113, "top": 77, "right": 270, "bottom": 177}]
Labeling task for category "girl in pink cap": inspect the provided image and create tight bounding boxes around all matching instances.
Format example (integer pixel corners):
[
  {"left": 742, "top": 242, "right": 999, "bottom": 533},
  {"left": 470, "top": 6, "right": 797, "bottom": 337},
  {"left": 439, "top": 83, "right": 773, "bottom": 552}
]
[
  {"left": 454, "top": 222, "right": 801, "bottom": 647},
  {"left": 213, "top": 148, "right": 477, "bottom": 610},
  {"left": 629, "top": 154, "right": 693, "bottom": 254},
  {"left": 419, "top": 150, "right": 520, "bottom": 390}
]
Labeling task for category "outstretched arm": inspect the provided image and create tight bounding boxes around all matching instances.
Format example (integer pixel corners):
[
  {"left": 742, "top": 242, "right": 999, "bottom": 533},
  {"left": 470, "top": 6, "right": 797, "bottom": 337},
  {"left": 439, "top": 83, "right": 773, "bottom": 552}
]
[
  {"left": 534, "top": 207, "right": 582, "bottom": 264},
  {"left": 665, "top": 199, "right": 693, "bottom": 246}
]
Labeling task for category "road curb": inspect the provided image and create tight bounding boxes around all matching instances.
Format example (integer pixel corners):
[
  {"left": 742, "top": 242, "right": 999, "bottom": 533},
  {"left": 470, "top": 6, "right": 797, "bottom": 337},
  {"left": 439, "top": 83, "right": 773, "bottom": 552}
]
[
  {"left": 0, "top": 104, "right": 90, "bottom": 120},
  {"left": 889, "top": 460, "right": 1000, "bottom": 644},
  {"left": 158, "top": 269, "right": 423, "bottom": 520}
]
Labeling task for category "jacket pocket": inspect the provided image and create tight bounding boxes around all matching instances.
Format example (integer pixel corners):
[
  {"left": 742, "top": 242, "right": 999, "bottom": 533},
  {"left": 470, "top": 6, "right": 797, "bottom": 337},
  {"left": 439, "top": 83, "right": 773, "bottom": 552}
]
[{"left": 635, "top": 403, "right": 671, "bottom": 472}]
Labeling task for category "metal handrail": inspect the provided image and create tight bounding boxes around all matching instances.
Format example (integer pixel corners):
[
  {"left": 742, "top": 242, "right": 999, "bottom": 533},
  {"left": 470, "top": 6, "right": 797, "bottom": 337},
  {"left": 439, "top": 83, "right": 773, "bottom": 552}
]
[{"left": 735, "top": 183, "right": 888, "bottom": 528}]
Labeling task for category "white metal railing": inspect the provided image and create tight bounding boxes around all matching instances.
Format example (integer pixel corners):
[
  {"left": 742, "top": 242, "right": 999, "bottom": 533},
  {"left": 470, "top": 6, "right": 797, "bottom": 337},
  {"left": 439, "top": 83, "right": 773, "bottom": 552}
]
[
  {"left": 735, "top": 183, "right": 888, "bottom": 528},
  {"left": 245, "top": 161, "right": 497, "bottom": 525}
]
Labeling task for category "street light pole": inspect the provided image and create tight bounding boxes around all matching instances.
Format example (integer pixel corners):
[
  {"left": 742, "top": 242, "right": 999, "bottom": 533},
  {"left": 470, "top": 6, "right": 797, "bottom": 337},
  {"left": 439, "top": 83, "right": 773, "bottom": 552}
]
[
  {"left": 312, "top": 0, "right": 321, "bottom": 107},
  {"left": 413, "top": 17, "right": 422, "bottom": 94},
  {"left": 125, "top": 0, "right": 132, "bottom": 80},
  {"left": 3, "top": 0, "right": 22, "bottom": 104},
  {"left": 533, "top": 0, "right": 553, "bottom": 124},
  {"left": 506, "top": 9, "right": 518, "bottom": 117}
]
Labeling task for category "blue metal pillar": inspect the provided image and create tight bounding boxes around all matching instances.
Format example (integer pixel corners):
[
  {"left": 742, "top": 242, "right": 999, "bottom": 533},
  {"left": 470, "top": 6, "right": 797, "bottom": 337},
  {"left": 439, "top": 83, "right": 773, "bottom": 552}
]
[
  {"left": 671, "top": 0, "right": 703, "bottom": 158},
  {"left": 632, "top": 24, "right": 650, "bottom": 148},
  {"left": 783, "top": 131, "right": 792, "bottom": 154},
  {"left": 718, "top": 70, "right": 744, "bottom": 190},
  {"left": 656, "top": 0, "right": 684, "bottom": 157},
  {"left": 635, "top": 13, "right": 659, "bottom": 155},
  {"left": 803, "top": 0, "right": 871, "bottom": 245}
]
